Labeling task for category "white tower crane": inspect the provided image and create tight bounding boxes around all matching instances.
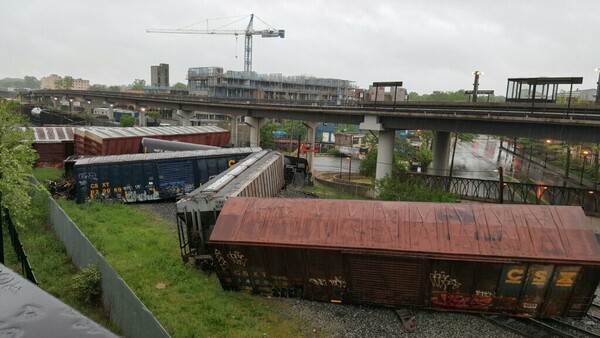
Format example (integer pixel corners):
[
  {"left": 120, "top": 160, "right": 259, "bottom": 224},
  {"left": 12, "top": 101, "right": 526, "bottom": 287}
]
[{"left": 147, "top": 14, "right": 285, "bottom": 72}]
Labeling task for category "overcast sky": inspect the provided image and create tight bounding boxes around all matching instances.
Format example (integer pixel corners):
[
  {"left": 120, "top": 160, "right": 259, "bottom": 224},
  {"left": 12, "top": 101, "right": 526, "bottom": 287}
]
[{"left": 2, "top": 0, "right": 600, "bottom": 94}]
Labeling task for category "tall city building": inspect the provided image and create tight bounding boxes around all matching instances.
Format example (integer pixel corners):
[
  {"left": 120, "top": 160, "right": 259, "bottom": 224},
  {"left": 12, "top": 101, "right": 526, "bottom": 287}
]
[
  {"left": 187, "top": 67, "right": 356, "bottom": 105},
  {"left": 151, "top": 63, "right": 170, "bottom": 87}
]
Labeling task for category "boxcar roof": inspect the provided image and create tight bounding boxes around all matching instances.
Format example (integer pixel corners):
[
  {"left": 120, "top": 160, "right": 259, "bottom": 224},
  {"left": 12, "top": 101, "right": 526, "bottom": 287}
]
[
  {"left": 210, "top": 198, "right": 600, "bottom": 265},
  {"left": 85, "top": 126, "right": 226, "bottom": 139},
  {"left": 74, "top": 147, "right": 262, "bottom": 165},
  {"left": 22, "top": 127, "right": 79, "bottom": 143}
]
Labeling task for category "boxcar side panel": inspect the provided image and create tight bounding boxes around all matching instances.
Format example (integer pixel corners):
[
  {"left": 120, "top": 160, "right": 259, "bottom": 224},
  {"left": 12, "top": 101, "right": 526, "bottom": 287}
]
[{"left": 564, "top": 266, "right": 600, "bottom": 317}]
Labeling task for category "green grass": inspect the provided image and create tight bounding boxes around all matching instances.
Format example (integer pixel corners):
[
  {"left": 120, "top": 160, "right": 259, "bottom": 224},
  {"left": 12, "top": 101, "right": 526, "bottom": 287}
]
[
  {"left": 3, "top": 188, "right": 118, "bottom": 332},
  {"left": 32, "top": 167, "right": 63, "bottom": 182},
  {"left": 57, "top": 199, "right": 309, "bottom": 338},
  {"left": 300, "top": 181, "right": 368, "bottom": 200}
]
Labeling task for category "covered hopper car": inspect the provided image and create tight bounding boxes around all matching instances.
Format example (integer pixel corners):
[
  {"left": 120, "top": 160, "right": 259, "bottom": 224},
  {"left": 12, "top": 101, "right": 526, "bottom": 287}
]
[
  {"left": 139, "top": 137, "right": 219, "bottom": 153},
  {"left": 176, "top": 150, "right": 285, "bottom": 266},
  {"left": 71, "top": 147, "right": 261, "bottom": 203},
  {"left": 209, "top": 198, "right": 600, "bottom": 318}
]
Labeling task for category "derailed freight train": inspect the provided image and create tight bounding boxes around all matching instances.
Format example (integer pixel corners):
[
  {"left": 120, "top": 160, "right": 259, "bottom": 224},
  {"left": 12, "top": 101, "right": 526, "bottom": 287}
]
[
  {"left": 176, "top": 150, "right": 285, "bottom": 266},
  {"left": 209, "top": 198, "right": 600, "bottom": 318},
  {"left": 70, "top": 147, "right": 261, "bottom": 203}
]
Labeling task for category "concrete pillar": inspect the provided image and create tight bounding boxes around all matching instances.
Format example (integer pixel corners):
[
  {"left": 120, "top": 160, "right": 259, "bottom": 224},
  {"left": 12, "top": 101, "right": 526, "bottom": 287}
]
[
  {"left": 303, "top": 121, "right": 318, "bottom": 172},
  {"left": 228, "top": 113, "right": 245, "bottom": 147},
  {"left": 139, "top": 111, "right": 146, "bottom": 126},
  {"left": 376, "top": 130, "right": 395, "bottom": 180},
  {"left": 107, "top": 105, "right": 114, "bottom": 121},
  {"left": 176, "top": 110, "right": 194, "bottom": 126},
  {"left": 430, "top": 131, "right": 451, "bottom": 176},
  {"left": 244, "top": 116, "right": 265, "bottom": 148}
]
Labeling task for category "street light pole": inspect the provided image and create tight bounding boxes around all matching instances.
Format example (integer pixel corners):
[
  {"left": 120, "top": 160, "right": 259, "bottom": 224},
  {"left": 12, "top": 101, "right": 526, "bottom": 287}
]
[
  {"left": 544, "top": 139, "right": 551, "bottom": 168},
  {"left": 348, "top": 156, "right": 352, "bottom": 180},
  {"left": 497, "top": 166, "right": 504, "bottom": 204},
  {"left": 472, "top": 71, "right": 482, "bottom": 103},
  {"left": 581, "top": 150, "right": 590, "bottom": 185},
  {"left": 595, "top": 68, "right": 600, "bottom": 105}
]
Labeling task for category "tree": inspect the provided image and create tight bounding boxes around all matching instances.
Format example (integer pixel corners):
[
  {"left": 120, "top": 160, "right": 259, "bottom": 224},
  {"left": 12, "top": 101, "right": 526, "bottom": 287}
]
[
  {"left": 89, "top": 84, "right": 108, "bottom": 91},
  {"left": 23, "top": 76, "right": 40, "bottom": 89},
  {"left": 0, "top": 99, "right": 37, "bottom": 221},
  {"left": 260, "top": 121, "right": 280, "bottom": 149},
  {"left": 131, "top": 79, "right": 146, "bottom": 91},
  {"left": 120, "top": 115, "right": 135, "bottom": 127},
  {"left": 282, "top": 120, "right": 306, "bottom": 140},
  {"left": 173, "top": 82, "right": 188, "bottom": 90},
  {"left": 54, "top": 78, "right": 64, "bottom": 89},
  {"left": 108, "top": 85, "right": 121, "bottom": 92},
  {"left": 62, "top": 76, "right": 74, "bottom": 90}
]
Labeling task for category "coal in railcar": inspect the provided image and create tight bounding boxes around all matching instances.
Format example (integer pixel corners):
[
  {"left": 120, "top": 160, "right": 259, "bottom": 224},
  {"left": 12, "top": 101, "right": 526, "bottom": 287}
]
[
  {"left": 176, "top": 150, "right": 285, "bottom": 267},
  {"left": 209, "top": 198, "right": 600, "bottom": 318},
  {"left": 71, "top": 147, "right": 261, "bottom": 203}
]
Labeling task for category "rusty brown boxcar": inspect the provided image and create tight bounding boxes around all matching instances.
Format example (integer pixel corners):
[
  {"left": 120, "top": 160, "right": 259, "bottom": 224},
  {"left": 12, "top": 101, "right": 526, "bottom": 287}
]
[
  {"left": 27, "top": 127, "right": 76, "bottom": 167},
  {"left": 209, "top": 198, "right": 600, "bottom": 318},
  {"left": 74, "top": 126, "right": 231, "bottom": 156}
]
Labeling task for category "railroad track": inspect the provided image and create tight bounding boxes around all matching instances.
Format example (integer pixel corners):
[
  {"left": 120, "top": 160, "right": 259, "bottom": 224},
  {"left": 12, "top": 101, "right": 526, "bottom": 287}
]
[
  {"left": 482, "top": 315, "right": 575, "bottom": 337},
  {"left": 544, "top": 317, "right": 600, "bottom": 337}
]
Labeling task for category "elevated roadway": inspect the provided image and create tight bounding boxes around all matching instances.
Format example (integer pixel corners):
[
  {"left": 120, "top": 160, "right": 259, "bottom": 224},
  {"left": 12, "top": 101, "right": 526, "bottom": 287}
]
[
  {"left": 28, "top": 89, "right": 600, "bottom": 143},
  {"left": 28, "top": 90, "right": 600, "bottom": 184}
]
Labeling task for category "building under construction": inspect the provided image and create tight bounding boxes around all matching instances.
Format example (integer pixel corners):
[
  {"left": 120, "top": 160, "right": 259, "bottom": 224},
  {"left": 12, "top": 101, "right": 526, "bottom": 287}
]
[{"left": 187, "top": 67, "right": 356, "bottom": 105}]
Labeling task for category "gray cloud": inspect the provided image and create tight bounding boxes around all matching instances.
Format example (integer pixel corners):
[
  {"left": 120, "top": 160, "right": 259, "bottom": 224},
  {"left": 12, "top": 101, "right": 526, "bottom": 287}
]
[{"left": 2, "top": 0, "right": 599, "bottom": 94}]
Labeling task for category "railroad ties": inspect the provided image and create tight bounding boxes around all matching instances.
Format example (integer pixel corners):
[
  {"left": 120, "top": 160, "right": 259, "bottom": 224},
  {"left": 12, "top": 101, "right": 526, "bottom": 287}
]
[
  {"left": 394, "top": 308, "right": 417, "bottom": 332},
  {"left": 481, "top": 314, "right": 600, "bottom": 337}
]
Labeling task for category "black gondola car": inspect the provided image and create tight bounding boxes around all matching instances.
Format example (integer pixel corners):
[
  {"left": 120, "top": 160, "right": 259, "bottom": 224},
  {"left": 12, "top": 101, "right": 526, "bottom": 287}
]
[{"left": 72, "top": 147, "right": 261, "bottom": 203}]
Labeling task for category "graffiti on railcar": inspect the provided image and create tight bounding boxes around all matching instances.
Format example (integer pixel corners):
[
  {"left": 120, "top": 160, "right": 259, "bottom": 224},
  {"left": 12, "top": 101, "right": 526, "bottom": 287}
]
[
  {"left": 431, "top": 293, "right": 494, "bottom": 309},
  {"left": 429, "top": 271, "right": 461, "bottom": 291},
  {"left": 308, "top": 276, "right": 347, "bottom": 288},
  {"left": 227, "top": 251, "right": 248, "bottom": 267},
  {"left": 271, "top": 286, "right": 304, "bottom": 298}
]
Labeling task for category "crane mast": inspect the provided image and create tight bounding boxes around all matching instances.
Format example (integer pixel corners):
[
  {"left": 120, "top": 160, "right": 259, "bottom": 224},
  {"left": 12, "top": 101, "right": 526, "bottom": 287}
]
[{"left": 147, "top": 14, "right": 284, "bottom": 72}]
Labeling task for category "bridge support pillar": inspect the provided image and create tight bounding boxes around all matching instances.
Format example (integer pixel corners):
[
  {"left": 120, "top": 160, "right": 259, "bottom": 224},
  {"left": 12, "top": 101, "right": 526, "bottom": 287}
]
[
  {"left": 359, "top": 115, "right": 395, "bottom": 183},
  {"left": 228, "top": 113, "right": 245, "bottom": 147},
  {"left": 431, "top": 131, "right": 451, "bottom": 176},
  {"left": 303, "top": 121, "right": 318, "bottom": 172},
  {"left": 376, "top": 130, "right": 395, "bottom": 181},
  {"left": 244, "top": 116, "right": 265, "bottom": 147},
  {"left": 107, "top": 105, "right": 114, "bottom": 121},
  {"left": 176, "top": 110, "right": 194, "bottom": 126},
  {"left": 139, "top": 111, "right": 146, "bottom": 126}
]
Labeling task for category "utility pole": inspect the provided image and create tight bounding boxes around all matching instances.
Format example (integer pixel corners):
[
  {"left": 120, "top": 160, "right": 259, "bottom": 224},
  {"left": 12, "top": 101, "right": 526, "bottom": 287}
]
[
  {"left": 595, "top": 68, "right": 600, "bottom": 105},
  {"left": 497, "top": 166, "right": 504, "bottom": 204},
  {"left": 472, "top": 71, "right": 482, "bottom": 103}
]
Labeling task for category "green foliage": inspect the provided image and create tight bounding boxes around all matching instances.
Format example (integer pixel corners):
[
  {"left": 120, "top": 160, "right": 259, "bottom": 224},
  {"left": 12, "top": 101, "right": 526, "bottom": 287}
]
[
  {"left": 326, "top": 147, "right": 344, "bottom": 157},
  {"left": 375, "top": 176, "right": 458, "bottom": 202},
  {"left": 173, "top": 82, "right": 187, "bottom": 90},
  {"left": 394, "top": 137, "right": 416, "bottom": 160},
  {"left": 72, "top": 265, "right": 102, "bottom": 305},
  {"left": 457, "top": 133, "right": 476, "bottom": 142},
  {"left": 146, "top": 111, "right": 161, "bottom": 119},
  {"left": 260, "top": 120, "right": 280, "bottom": 149},
  {"left": 131, "top": 79, "right": 146, "bottom": 91},
  {"left": 0, "top": 99, "right": 37, "bottom": 221},
  {"left": 359, "top": 148, "right": 407, "bottom": 178},
  {"left": 89, "top": 84, "right": 108, "bottom": 91},
  {"left": 282, "top": 120, "right": 306, "bottom": 139},
  {"left": 120, "top": 115, "right": 135, "bottom": 127},
  {"left": 0, "top": 76, "right": 40, "bottom": 89},
  {"left": 108, "top": 85, "right": 121, "bottom": 92},
  {"left": 408, "top": 90, "right": 504, "bottom": 102},
  {"left": 416, "top": 146, "right": 433, "bottom": 169},
  {"left": 334, "top": 123, "right": 358, "bottom": 133},
  {"left": 62, "top": 76, "right": 74, "bottom": 90}
]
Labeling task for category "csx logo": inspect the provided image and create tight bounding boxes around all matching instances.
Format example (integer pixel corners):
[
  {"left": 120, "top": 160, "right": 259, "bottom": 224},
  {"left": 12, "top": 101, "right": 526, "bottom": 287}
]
[
  {"left": 505, "top": 268, "right": 576, "bottom": 287},
  {"left": 228, "top": 159, "right": 236, "bottom": 167}
]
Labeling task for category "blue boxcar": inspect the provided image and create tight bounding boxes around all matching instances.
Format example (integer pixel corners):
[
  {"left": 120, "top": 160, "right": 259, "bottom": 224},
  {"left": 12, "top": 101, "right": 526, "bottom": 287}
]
[{"left": 72, "top": 147, "right": 261, "bottom": 203}]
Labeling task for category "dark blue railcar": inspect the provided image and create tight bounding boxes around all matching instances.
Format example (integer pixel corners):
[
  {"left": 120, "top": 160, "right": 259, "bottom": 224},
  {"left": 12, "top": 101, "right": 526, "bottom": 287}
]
[{"left": 72, "top": 147, "right": 261, "bottom": 203}]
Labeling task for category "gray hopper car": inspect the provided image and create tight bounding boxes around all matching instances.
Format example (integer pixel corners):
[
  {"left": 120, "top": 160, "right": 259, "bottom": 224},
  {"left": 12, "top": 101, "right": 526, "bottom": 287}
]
[{"left": 176, "top": 150, "right": 285, "bottom": 266}]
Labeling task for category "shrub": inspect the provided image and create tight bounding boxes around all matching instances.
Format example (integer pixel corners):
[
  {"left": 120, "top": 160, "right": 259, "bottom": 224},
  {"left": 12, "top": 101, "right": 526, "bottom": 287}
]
[{"left": 72, "top": 265, "right": 102, "bottom": 305}]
